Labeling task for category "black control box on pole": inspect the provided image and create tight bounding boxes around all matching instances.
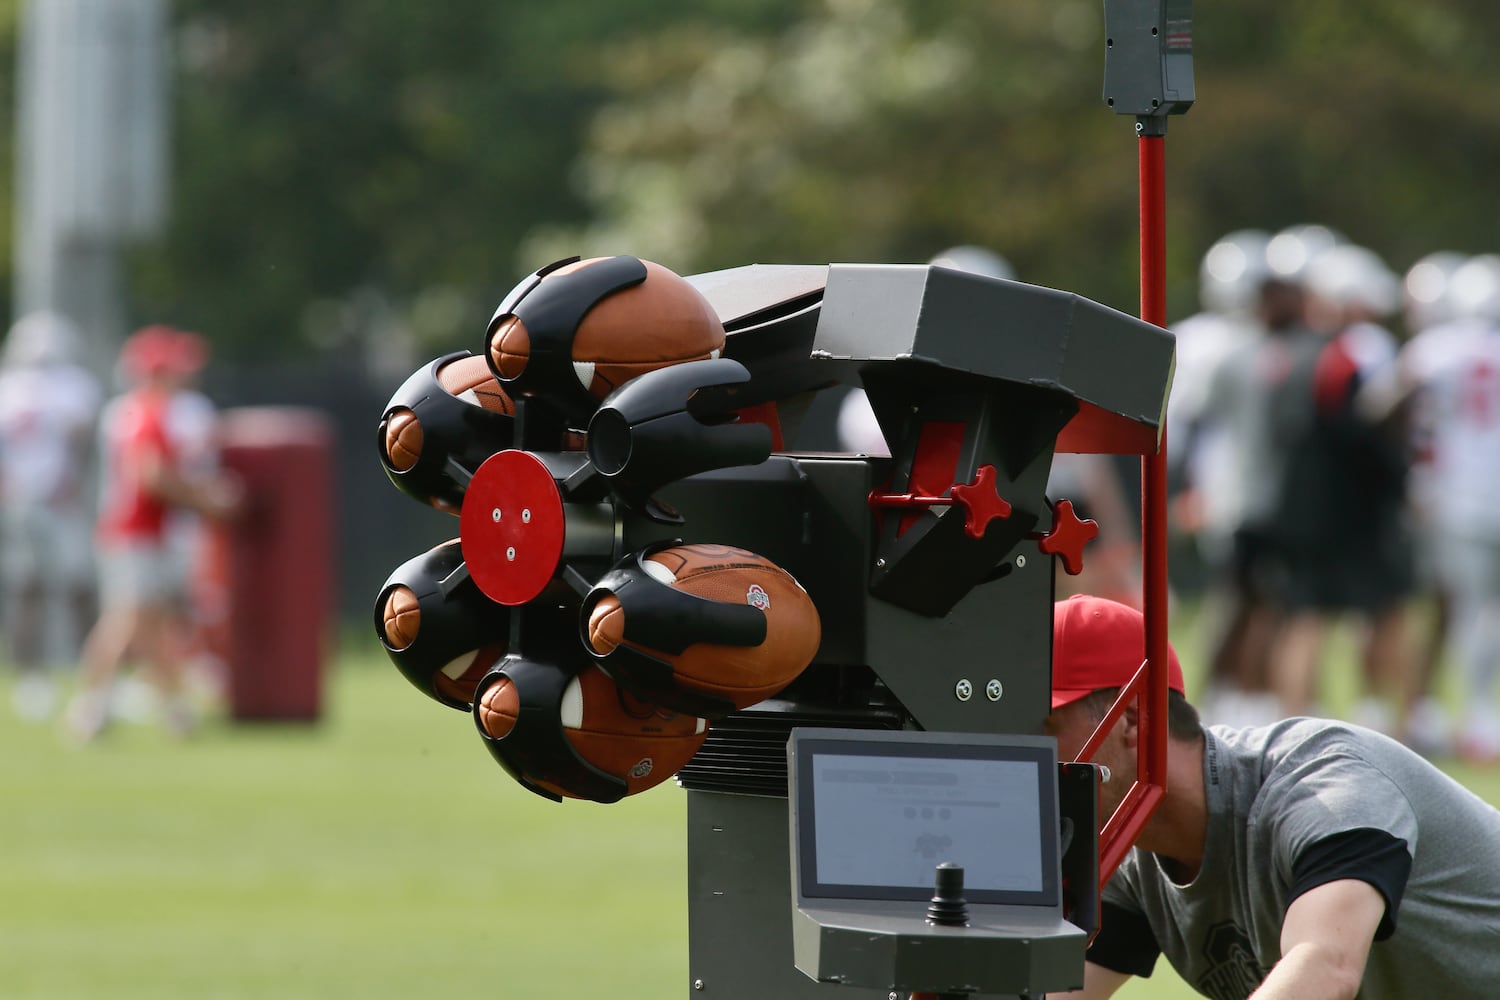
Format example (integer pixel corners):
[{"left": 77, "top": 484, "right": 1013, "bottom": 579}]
[{"left": 1102, "top": 0, "right": 1194, "bottom": 134}]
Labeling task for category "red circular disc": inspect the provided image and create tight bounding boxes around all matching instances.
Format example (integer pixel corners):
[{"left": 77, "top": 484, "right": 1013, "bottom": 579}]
[{"left": 460, "top": 450, "right": 565, "bottom": 607}]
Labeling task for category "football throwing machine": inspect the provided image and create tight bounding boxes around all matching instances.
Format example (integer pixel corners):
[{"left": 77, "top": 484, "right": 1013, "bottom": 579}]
[{"left": 372, "top": 4, "right": 1191, "bottom": 997}]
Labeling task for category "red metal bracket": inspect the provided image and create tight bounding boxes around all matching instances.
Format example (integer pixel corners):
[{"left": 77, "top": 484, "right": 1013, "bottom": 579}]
[{"left": 1070, "top": 131, "right": 1174, "bottom": 890}]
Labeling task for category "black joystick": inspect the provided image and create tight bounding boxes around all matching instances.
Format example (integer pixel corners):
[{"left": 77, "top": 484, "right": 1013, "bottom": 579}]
[{"left": 926, "top": 862, "right": 970, "bottom": 927}]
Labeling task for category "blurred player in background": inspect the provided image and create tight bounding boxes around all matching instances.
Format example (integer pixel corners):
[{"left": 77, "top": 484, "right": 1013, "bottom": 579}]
[
  {"left": 64, "top": 326, "right": 240, "bottom": 742},
  {"left": 1393, "top": 250, "right": 1470, "bottom": 754},
  {"left": 1167, "top": 229, "right": 1280, "bottom": 725},
  {"left": 1046, "top": 595, "right": 1500, "bottom": 999},
  {"left": 0, "top": 311, "right": 102, "bottom": 720},
  {"left": 1174, "top": 226, "right": 1329, "bottom": 727},
  {"left": 1397, "top": 254, "right": 1500, "bottom": 762},
  {"left": 105, "top": 329, "right": 234, "bottom": 723},
  {"left": 1268, "top": 242, "right": 1415, "bottom": 732}
]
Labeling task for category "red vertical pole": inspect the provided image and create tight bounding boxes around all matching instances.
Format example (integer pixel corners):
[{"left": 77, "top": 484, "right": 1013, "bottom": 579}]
[{"left": 1138, "top": 133, "right": 1171, "bottom": 805}]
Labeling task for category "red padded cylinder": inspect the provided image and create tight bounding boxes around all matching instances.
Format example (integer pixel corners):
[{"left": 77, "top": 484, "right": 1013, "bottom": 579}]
[{"left": 217, "top": 407, "right": 335, "bottom": 721}]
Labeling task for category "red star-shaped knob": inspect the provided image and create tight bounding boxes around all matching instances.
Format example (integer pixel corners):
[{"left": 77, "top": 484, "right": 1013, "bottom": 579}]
[
  {"left": 1037, "top": 498, "right": 1099, "bottom": 575},
  {"left": 950, "top": 465, "right": 1013, "bottom": 540}
]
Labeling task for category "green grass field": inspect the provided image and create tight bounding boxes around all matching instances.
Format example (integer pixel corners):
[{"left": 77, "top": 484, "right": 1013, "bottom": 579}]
[
  {"left": 4, "top": 612, "right": 1497, "bottom": 999},
  {"left": 2, "top": 650, "right": 689, "bottom": 998}
]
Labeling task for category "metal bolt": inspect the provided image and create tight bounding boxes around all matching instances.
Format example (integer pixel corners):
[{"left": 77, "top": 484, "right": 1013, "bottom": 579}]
[
  {"left": 986, "top": 679, "right": 1003, "bottom": 702},
  {"left": 889, "top": 993, "right": 901, "bottom": 1000},
  {"left": 693, "top": 980, "right": 705, "bottom": 991},
  {"left": 491, "top": 508, "right": 502, "bottom": 522},
  {"left": 505, "top": 546, "right": 516, "bottom": 561},
  {"left": 955, "top": 678, "right": 973, "bottom": 702},
  {"left": 1015, "top": 554, "right": 1027, "bottom": 568},
  {"left": 1099, "top": 764, "right": 1112, "bottom": 783},
  {"left": 874, "top": 557, "right": 887, "bottom": 569},
  {"left": 522, "top": 508, "right": 531, "bottom": 523}
]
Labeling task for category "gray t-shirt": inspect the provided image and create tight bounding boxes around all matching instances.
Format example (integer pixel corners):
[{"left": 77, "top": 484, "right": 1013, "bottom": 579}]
[{"left": 1091, "top": 720, "right": 1500, "bottom": 999}]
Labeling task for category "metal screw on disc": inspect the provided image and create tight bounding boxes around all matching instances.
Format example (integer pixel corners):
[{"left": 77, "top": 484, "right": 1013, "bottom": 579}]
[
  {"left": 986, "top": 679, "right": 1003, "bottom": 702},
  {"left": 1015, "top": 554, "right": 1027, "bottom": 568},
  {"left": 505, "top": 547, "right": 516, "bottom": 561},
  {"left": 491, "top": 508, "right": 502, "bottom": 522},
  {"left": 955, "top": 679, "right": 973, "bottom": 701},
  {"left": 522, "top": 508, "right": 531, "bottom": 523}
]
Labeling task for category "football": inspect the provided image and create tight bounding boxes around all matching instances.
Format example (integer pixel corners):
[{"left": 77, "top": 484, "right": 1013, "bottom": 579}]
[
  {"left": 585, "top": 543, "right": 821, "bottom": 712},
  {"left": 489, "top": 257, "right": 725, "bottom": 400},
  {"left": 435, "top": 353, "right": 515, "bottom": 413},
  {"left": 381, "top": 584, "right": 422, "bottom": 648},
  {"left": 476, "top": 664, "right": 708, "bottom": 799},
  {"left": 382, "top": 409, "right": 423, "bottom": 473},
  {"left": 433, "top": 644, "right": 508, "bottom": 708}
]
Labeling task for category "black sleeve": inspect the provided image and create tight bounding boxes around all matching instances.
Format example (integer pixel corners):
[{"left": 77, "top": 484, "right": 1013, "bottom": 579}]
[
  {"left": 1085, "top": 900, "right": 1161, "bottom": 977},
  {"left": 1287, "top": 827, "right": 1413, "bottom": 941}
]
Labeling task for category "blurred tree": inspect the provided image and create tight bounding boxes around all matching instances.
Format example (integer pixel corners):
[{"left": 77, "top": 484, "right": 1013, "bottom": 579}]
[
  {"left": 528, "top": 0, "right": 1500, "bottom": 323},
  {"left": 127, "top": 0, "right": 804, "bottom": 363},
  {"left": 117, "top": 0, "right": 1500, "bottom": 361}
]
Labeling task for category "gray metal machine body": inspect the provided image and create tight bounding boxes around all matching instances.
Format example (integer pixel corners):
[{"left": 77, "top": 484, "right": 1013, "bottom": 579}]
[{"left": 665, "top": 262, "right": 1173, "bottom": 998}]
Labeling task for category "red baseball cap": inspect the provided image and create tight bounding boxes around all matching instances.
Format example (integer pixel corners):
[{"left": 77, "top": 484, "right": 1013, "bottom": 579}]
[{"left": 1051, "top": 594, "right": 1184, "bottom": 710}]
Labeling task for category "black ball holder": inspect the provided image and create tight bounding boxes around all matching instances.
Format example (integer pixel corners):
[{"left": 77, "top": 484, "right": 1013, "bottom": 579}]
[
  {"left": 484, "top": 254, "right": 650, "bottom": 427},
  {"left": 374, "top": 538, "right": 511, "bottom": 710},
  {"left": 470, "top": 654, "right": 629, "bottom": 805},
  {"left": 377, "top": 350, "right": 517, "bottom": 513},
  {"left": 579, "top": 543, "right": 767, "bottom": 719},
  {"left": 587, "top": 357, "right": 773, "bottom": 518}
]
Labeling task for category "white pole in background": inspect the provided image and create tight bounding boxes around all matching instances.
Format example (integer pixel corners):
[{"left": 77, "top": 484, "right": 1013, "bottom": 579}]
[{"left": 13, "top": 0, "right": 169, "bottom": 372}]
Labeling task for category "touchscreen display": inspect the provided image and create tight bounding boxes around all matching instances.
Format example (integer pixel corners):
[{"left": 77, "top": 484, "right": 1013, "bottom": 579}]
[{"left": 796, "top": 738, "right": 1058, "bottom": 906}]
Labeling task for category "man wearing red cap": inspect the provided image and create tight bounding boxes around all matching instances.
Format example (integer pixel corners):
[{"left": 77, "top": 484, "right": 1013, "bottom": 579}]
[
  {"left": 1046, "top": 595, "right": 1500, "bottom": 1000},
  {"left": 64, "top": 326, "right": 239, "bottom": 741}
]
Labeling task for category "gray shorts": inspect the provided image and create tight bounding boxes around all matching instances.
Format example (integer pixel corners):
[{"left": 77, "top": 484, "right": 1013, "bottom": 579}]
[
  {"left": 1, "top": 501, "right": 94, "bottom": 586},
  {"left": 97, "top": 541, "right": 186, "bottom": 610}
]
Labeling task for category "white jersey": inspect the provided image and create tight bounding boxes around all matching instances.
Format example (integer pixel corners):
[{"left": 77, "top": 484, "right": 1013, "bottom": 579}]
[
  {"left": 0, "top": 362, "right": 102, "bottom": 507},
  {"left": 1402, "top": 319, "right": 1500, "bottom": 538},
  {"left": 1166, "top": 310, "right": 1260, "bottom": 537}
]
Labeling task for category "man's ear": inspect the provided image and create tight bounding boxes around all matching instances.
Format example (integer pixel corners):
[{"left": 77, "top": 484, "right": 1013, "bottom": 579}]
[{"left": 1120, "top": 703, "right": 1140, "bottom": 750}]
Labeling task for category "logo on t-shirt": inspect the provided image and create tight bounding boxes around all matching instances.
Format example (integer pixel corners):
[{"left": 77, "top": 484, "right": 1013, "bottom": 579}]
[{"left": 1196, "top": 921, "right": 1267, "bottom": 1000}]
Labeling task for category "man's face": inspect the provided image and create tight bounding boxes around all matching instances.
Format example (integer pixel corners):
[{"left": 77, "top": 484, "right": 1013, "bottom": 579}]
[{"left": 1044, "top": 697, "right": 1138, "bottom": 830}]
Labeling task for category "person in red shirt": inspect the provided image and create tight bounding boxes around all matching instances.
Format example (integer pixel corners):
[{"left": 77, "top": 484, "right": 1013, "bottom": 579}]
[{"left": 65, "top": 326, "right": 240, "bottom": 742}]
